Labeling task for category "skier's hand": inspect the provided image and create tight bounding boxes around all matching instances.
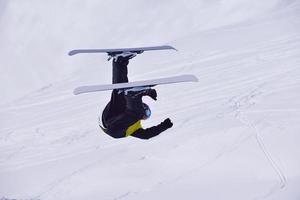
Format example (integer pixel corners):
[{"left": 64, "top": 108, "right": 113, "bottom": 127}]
[
  {"left": 162, "top": 118, "right": 173, "bottom": 129},
  {"left": 147, "top": 89, "right": 157, "bottom": 101}
]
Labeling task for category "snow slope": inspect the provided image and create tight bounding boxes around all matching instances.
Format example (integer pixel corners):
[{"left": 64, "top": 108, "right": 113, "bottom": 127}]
[{"left": 1, "top": 0, "right": 300, "bottom": 199}]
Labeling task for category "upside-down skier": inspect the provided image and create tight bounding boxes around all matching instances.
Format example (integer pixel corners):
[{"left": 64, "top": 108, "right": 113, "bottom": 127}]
[{"left": 100, "top": 52, "right": 173, "bottom": 139}]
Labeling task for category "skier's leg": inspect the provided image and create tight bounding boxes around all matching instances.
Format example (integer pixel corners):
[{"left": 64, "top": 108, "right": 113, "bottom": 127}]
[
  {"left": 102, "top": 58, "right": 130, "bottom": 128},
  {"left": 124, "top": 93, "right": 145, "bottom": 119},
  {"left": 112, "top": 58, "right": 129, "bottom": 84},
  {"left": 109, "top": 58, "right": 130, "bottom": 111}
]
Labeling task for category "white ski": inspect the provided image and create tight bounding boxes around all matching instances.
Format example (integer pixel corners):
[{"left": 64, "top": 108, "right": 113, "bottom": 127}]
[
  {"left": 74, "top": 74, "right": 198, "bottom": 95},
  {"left": 68, "top": 45, "right": 177, "bottom": 56}
]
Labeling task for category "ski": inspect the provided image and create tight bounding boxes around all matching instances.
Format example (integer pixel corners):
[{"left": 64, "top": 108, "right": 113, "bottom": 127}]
[
  {"left": 74, "top": 74, "right": 198, "bottom": 95},
  {"left": 68, "top": 45, "right": 177, "bottom": 56}
]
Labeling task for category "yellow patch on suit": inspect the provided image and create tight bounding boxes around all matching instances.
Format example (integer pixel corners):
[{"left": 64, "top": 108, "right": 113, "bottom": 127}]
[{"left": 126, "top": 120, "right": 142, "bottom": 137}]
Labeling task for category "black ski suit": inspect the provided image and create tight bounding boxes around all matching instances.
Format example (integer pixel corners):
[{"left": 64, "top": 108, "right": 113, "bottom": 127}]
[{"left": 101, "top": 58, "right": 172, "bottom": 139}]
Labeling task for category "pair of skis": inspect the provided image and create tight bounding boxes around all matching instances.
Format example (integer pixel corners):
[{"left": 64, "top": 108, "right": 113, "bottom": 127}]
[{"left": 69, "top": 45, "right": 198, "bottom": 95}]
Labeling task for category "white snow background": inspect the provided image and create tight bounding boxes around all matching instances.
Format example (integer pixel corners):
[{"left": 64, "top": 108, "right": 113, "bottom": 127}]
[{"left": 1, "top": 0, "right": 300, "bottom": 199}]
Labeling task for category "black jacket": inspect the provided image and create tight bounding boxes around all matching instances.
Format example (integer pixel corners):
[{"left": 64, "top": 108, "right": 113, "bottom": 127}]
[
  {"left": 101, "top": 92, "right": 170, "bottom": 139},
  {"left": 102, "top": 107, "right": 170, "bottom": 139}
]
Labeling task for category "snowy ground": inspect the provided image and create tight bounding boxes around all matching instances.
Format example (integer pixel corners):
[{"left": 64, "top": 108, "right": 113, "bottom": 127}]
[{"left": 1, "top": 0, "right": 300, "bottom": 200}]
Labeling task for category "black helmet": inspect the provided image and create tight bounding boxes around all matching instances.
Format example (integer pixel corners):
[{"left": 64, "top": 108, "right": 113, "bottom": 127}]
[{"left": 142, "top": 103, "right": 151, "bottom": 119}]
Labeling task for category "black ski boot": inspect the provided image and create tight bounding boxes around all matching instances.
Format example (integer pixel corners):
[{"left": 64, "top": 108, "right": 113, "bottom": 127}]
[{"left": 109, "top": 52, "right": 138, "bottom": 63}]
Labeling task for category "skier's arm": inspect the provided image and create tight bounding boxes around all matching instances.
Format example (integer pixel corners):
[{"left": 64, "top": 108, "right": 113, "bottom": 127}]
[{"left": 131, "top": 118, "right": 173, "bottom": 140}]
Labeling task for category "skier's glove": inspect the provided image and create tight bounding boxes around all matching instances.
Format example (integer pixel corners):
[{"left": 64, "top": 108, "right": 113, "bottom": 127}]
[
  {"left": 146, "top": 89, "right": 157, "bottom": 101},
  {"left": 161, "top": 118, "right": 173, "bottom": 129}
]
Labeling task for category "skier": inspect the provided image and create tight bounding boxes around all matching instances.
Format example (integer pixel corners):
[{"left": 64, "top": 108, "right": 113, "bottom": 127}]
[{"left": 101, "top": 52, "right": 173, "bottom": 139}]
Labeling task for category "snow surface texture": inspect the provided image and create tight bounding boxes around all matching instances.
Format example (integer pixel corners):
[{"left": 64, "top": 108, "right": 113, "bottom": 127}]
[{"left": 1, "top": 0, "right": 300, "bottom": 199}]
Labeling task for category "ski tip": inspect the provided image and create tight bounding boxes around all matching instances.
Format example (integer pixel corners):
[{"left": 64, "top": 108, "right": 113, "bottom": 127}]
[
  {"left": 191, "top": 75, "right": 199, "bottom": 82},
  {"left": 165, "top": 45, "right": 178, "bottom": 51},
  {"left": 73, "top": 88, "right": 81, "bottom": 95},
  {"left": 68, "top": 50, "right": 77, "bottom": 56},
  {"left": 183, "top": 74, "right": 199, "bottom": 82}
]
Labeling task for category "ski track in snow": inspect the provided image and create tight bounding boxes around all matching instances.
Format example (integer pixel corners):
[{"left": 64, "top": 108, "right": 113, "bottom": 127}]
[{"left": 219, "top": 85, "right": 288, "bottom": 198}]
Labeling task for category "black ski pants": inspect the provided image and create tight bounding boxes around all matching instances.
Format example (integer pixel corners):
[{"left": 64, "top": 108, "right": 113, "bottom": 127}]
[{"left": 101, "top": 59, "right": 142, "bottom": 138}]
